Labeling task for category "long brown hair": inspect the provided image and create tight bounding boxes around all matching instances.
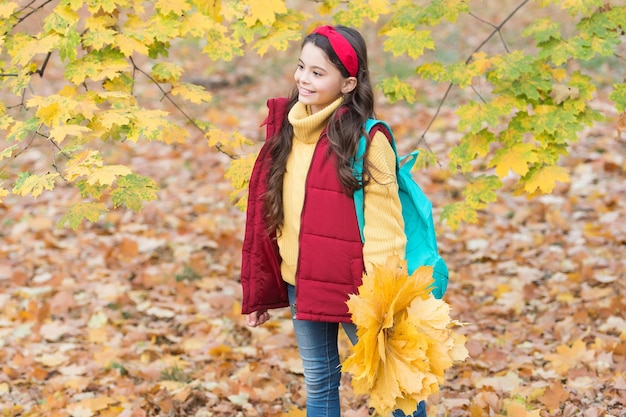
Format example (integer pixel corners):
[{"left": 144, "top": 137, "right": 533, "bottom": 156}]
[{"left": 264, "top": 26, "right": 376, "bottom": 235}]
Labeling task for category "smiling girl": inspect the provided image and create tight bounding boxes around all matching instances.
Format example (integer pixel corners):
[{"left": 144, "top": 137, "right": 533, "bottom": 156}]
[{"left": 241, "top": 25, "right": 427, "bottom": 417}]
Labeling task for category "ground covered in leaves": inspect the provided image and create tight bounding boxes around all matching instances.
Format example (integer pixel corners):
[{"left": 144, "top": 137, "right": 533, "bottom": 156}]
[{"left": 2, "top": 14, "right": 626, "bottom": 417}]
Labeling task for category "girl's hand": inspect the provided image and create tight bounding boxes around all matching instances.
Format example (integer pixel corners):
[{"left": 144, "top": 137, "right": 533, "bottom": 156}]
[{"left": 246, "top": 310, "right": 270, "bottom": 327}]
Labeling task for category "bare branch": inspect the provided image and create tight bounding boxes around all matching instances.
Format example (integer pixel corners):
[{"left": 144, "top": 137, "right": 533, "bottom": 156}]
[
  {"left": 129, "top": 57, "right": 238, "bottom": 159},
  {"left": 36, "top": 52, "right": 52, "bottom": 77},
  {"left": 14, "top": 0, "right": 55, "bottom": 28}
]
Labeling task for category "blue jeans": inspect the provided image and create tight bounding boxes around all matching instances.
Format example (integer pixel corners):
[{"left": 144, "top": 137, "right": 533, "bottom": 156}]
[{"left": 287, "top": 284, "right": 427, "bottom": 417}]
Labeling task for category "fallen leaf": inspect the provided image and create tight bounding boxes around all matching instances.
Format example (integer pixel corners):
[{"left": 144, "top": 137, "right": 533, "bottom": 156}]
[{"left": 539, "top": 381, "right": 569, "bottom": 411}]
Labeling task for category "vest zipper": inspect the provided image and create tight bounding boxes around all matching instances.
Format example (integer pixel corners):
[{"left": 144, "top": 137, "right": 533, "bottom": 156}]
[{"left": 293, "top": 133, "right": 325, "bottom": 320}]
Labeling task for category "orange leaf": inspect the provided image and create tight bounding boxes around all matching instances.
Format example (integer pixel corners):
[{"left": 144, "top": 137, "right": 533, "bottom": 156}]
[
  {"left": 544, "top": 340, "right": 594, "bottom": 374},
  {"left": 539, "top": 381, "right": 570, "bottom": 411}
]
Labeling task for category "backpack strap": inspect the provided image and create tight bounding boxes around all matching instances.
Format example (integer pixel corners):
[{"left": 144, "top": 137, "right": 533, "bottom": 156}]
[{"left": 353, "top": 119, "right": 396, "bottom": 243}]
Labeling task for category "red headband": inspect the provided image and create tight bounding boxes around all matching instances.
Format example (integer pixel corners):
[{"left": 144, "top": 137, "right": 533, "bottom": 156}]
[{"left": 312, "top": 25, "right": 358, "bottom": 77}]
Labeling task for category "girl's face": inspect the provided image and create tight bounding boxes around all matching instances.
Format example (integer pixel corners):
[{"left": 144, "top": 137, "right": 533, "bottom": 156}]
[{"left": 294, "top": 42, "right": 356, "bottom": 114}]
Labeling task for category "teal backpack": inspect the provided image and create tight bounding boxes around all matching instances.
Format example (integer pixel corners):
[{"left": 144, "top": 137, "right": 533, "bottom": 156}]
[{"left": 352, "top": 119, "right": 448, "bottom": 299}]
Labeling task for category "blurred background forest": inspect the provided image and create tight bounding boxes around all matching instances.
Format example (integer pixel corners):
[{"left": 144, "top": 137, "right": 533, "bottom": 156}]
[{"left": 1, "top": 0, "right": 625, "bottom": 416}]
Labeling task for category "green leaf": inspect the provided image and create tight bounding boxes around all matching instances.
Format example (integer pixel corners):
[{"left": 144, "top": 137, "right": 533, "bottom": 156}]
[
  {"left": 522, "top": 18, "right": 562, "bottom": 43},
  {"left": 445, "top": 62, "right": 475, "bottom": 88},
  {"left": 334, "top": 0, "right": 386, "bottom": 26},
  {"left": 441, "top": 201, "right": 477, "bottom": 230},
  {"left": 511, "top": 74, "right": 552, "bottom": 101},
  {"left": 6, "top": 117, "right": 40, "bottom": 142},
  {"left": 57, "top": 202, "right": 108, "bottom": 229},
  {"left": 449, "top": 130, "right": 494, "bottom": 173},
  {"left": 379, "top": 76, "right": 416, "bottom": 104},
  {"left": 76, "top": 180, "right": 106, "bottom": 199},
  {"left": 413, "top": 148, "right": 438, "bottom": 170},
  {"left": 531, "top": 104, "right": 578, "bottom": 136},
  {"left": 65, "top": 48, "right": 130, "bottom": 83},
  {"left": 567, "top": 71, "right": 595, "bottom": 101},
  {"left": 383, "top": 27, "right": 434, "bottom": 59},
  {"left": 463, "top": 175, "right": 502, "bottom": 209},
  {"left": 202, "top": 28, "right": 243, "bottom": 61},
  {"left": 58, "top": 28, "right": 81, "bottom": 61},
  {"left": 83, "top": 27, "right": 116, "bottom": 50},
  {"left": 254, "top": 27, "right": 301, "bottom": 56},
  {"left": 387, "top": 0, "right": 468, "bottom": 26},
  {"left": 151, "top": 62, "right": 183, "bottom": 82},
  {"left": 488, "top": 51, "right": 535, "bottom": 81},
  {"left": 416, "top": 62, "right": 446, "bottom": 82},
  {"left": 456, "top": 102, "right": 502, "bottom": 134},
  {"left": 144, "top": 12, "right": 181, "bottom": 43},
  {"left": 560, "top": 0, "right": 604, "bottom": 17},
  {"left": 537, "top": 38, "right": 575, "bottom": 66},
  {"left": 606, "top": 7, "right": 626, "bottom": 31},
  {"left": 111, "top": 174, "right": 159, "bottom": 212},
  {"left": 609, "top": 83, "right": 626, "bottom": 113}
]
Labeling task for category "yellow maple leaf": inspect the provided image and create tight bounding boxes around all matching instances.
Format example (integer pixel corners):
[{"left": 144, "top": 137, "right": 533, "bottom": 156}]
[
  {"left": 87, "top": 165, "right": 132, "bottom": 186},
  {"left": 544, "top": 339, "right": 594, "bottom": 374},
  {"left": 343, "top": 255, "right": 468, "bottom": 416},
  {"left": 505, "top": 400, "right": 542, "bottom": 417},
  {"left": 491, "top": 143, "right": 539, "bottom": 178},
  {"left": 524, "top": 165, "right": 570, "bottom": 194},
  {"left": 49, "top": 124, "right": 92, "bottom": 144},
  {"left": 0, "top": 1, "right": 18, "bottom": 18},
  {"left": 155, "top": 0, "right": 190, "bottom": 15},
  {"left": 170, "top": 82, "right": 212, "bottom": 104},
  {"left": 11, "top": 34, "right": 60, "bottom": 66},
  {"left": 35, "top": 101, "right": 65, "bottom": 127},
  {"left": 114, "top": 33, "right": 150, "bottom": 57},
  {"left": 281, "top": 407, "right": 306, "bottom": 417},
  {"left": 65, "top": 150, "right": 102, "bottom": 181},
  {"left": 244, "top": 0, "right": 287, "bottom": 26},
  {"left": 13, "top": 173, "right": 59, "bottom": 198},
  {"left": 0, "top": 186, "right": 9, "bottom": 202}
]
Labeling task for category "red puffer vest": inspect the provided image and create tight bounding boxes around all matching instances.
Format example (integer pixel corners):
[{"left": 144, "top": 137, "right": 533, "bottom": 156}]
[{"left": 241, "top": 97, "right": 365, "bottom": 323}]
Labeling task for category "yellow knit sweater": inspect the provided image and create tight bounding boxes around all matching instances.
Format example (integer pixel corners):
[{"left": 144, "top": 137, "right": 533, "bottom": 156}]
[{"left": 278, "top": 98, "right": 406, "bottom": 286}]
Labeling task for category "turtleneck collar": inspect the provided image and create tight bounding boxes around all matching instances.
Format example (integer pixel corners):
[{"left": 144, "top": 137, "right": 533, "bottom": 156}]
[{"left": 288, "top": 97, "right": 343, "bottom": 144}]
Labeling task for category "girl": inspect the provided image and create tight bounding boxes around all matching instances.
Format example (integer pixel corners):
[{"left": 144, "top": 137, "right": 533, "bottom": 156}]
[{"left": 241, "top": 25, "right": 428, "bottom": 417}]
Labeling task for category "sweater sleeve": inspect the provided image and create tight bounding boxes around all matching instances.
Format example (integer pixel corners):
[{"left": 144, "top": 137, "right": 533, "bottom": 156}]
[{"left": 362, "top": 131, "right": 406, "bottom": 275}]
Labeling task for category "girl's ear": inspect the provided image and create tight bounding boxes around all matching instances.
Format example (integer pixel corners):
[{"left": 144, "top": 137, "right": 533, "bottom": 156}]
[{"left": 341, "top": 77, "right": 357, "bottom": 94}]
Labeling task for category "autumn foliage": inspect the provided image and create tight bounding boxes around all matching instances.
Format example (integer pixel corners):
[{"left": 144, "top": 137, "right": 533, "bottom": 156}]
[
  {"left": 344, "top": 256, "right": 468, "bottom": 416},
  {"left": 1, "top": 0, "right": 625, "bottom": 228},
  {"left": 1, "top": 0, "right": 626, "bottom": 416}
]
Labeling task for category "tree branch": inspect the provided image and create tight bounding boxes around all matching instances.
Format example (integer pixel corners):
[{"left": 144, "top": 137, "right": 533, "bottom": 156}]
[
  {"left": 416, "top": 0, "right": 530, "bottom": 147},
  {"left": 14, "top": 0, "right": 55, "bottom": 28},
  {"left": 129, "top": 57, "right": 237, "bottom": 159}
]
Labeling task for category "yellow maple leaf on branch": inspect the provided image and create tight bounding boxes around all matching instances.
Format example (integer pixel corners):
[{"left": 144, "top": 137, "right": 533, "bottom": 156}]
[{"left": 343, "top": 256, "right": 468, "bottom": 416}]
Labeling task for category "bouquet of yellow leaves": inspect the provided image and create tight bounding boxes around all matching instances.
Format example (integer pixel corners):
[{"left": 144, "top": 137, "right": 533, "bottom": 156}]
[{"left": 342, "top": 255, "right": 468, "bottom": 416}]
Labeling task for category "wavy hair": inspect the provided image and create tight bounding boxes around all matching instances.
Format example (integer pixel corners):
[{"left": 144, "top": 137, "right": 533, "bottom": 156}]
[{"left": 264, "top": 26, "right": 376, "bottom": 235}]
